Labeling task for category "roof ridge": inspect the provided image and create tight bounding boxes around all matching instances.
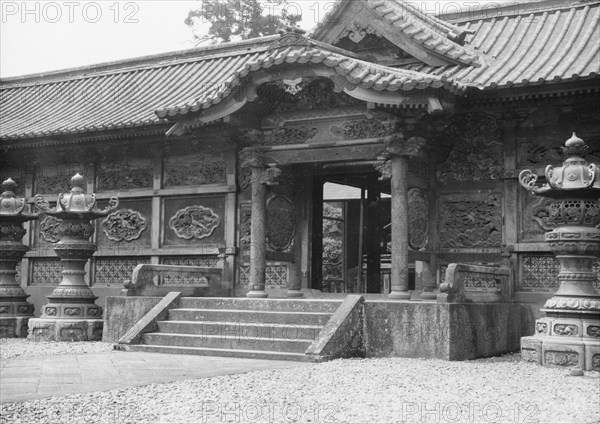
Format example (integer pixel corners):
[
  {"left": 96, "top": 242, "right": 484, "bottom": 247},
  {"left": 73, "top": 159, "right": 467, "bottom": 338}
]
[{"left": 443, "top": 0, "right": 600, "bottom": 24}]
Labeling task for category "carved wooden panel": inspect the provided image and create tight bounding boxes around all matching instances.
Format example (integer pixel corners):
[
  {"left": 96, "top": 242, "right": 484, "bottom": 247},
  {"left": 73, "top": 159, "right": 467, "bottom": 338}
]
[
  {"left": 94, "top": 257, "right": 150, "bottom": 286},
  {"left": 518, "top": 136, "right": 600, "bottom": 168},
  {"left": 439, "top": 192, "right": 502, "bottom": 249},
  {"left": 408, "top": 188, "right": 428, "bottom": 250},
  {"left": 264, "top": 126, "right": 317, "bottom": 145},
  {"left": 163, "top": 196, "right": 226, "bottom": 247},
  {"left": 97, "top": 159, "right": 153, "bottom": 191},
  {"left": 169, "top": 206, "right": 220, "bottom": 240},
  {"left": 520, "top": 191, "right": 555, "bottom": 242},
  {"left": 161, "top": 256, "right": 220, "bottom": 285},
  {"left": 437, "top": 114, "right": 502, "bottom": 183},
  {"left": 274, "top": 78, "right": 362, "bottom": 113},
  {"left": 266, "top": 195, "right": 296, "bottom": 252},
  {"left": 35, "top": 163, "right": 84, "bottom": 193},
  {"left": 164, "top": 154, "right": 226, "bottom": 187},
  {"left": 31, "top": 258, "right": 62, "bottom": 285},
  {"left": 97, "top": 200, "right": 152, "bottom": 250},
  {"left": 239, "top": 203, "right": 251, "bottom": 260}
]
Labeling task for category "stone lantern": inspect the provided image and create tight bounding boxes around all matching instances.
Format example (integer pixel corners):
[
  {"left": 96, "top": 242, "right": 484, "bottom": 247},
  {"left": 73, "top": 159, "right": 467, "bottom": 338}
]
[
  {"left": 519, "top": 133, "right": 600, "bottom": 371},
  {"left": 28, "top": 173, "right": 118, "bottom": 341},
  {"left": 0, "top": 178, "right": 39, "bottom": 337}
]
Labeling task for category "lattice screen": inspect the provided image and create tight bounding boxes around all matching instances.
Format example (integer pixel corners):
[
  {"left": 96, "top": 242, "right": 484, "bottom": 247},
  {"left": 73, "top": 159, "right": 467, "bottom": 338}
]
[
  {"left": 160, "top": 256, "right": 220, "bottom": 285},
  {"left": 521, "top": 255, "right": 600, "bottom": 292},
  {"left": 31, "top": 258, "right": 62, "bottom": 285},
  {"left": 238, "top": 264, "right": 288, "bottom": 287},
  {"left": 94, "top": 257, "right": 150, "bottom": 286}
]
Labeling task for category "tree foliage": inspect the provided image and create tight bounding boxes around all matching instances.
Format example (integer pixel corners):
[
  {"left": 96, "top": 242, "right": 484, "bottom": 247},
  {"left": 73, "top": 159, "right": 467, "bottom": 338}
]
[{"left": 185, "top": 0, "right": 301, "bottom": 43}]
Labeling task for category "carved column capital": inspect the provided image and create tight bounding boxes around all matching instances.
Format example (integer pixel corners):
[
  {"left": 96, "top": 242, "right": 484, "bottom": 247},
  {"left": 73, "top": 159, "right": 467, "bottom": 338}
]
[
  {"left": 375, "top": 134, "right": 426, "bottom": 181},
  {"left": 239, "top": 149, "right": 282, "bottom": 186},
  {"left": 381, "top": 134, "right": 426, "bottom": 158},
  {"left": 239, "top": 149, "right": 265, "bottom": 169}
]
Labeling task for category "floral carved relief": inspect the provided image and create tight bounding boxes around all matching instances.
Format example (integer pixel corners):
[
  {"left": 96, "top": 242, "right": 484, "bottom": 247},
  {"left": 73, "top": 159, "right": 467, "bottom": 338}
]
[
  {"left": 101, "top": 209, "right": 147, "bottom": 242},
  {"left": 169, "top": 205, "right": 220, "bottom": 240}
]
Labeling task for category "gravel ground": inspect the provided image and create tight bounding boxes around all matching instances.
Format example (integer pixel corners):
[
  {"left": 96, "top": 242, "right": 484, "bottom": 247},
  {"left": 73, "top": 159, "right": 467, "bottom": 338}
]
[
  {"left": 0, "top": 339, "right": 114, "bottom": 360},
  {"left": 1, "top": 350, "right": 598, "bottom": 424}
]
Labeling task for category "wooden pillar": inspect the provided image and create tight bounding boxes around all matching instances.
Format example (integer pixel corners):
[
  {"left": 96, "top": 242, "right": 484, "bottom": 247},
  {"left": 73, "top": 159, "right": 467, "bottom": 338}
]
[
  {"left": 248, "top": 166, "right": 268, "bottom": 298},
  {"left": 378, "top": 134, "right": 426, "bottom": 300},
  {"left": 389, "top": 154, "right": 410, "bottom": 298},
  {"left": 240, "top": 149, "right": 281, "bottom": 299}
]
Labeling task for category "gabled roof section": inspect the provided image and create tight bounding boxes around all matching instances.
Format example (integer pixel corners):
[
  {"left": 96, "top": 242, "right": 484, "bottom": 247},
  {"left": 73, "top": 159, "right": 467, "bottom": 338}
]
[
  {"left": 310, "top": 0, "right": 480, "bottom": 67},
  {"left": 399, "top": 1, "right": 600, "bottom": 90},
  {"left": 156, "top": 33, "right": 459, "bottom": 120}
]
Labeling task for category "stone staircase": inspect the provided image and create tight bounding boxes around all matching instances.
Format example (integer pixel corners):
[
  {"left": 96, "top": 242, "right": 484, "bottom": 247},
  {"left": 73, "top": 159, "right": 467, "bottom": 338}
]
[{"left": 127, "top": 298, "right": 343, "bottom": 361}]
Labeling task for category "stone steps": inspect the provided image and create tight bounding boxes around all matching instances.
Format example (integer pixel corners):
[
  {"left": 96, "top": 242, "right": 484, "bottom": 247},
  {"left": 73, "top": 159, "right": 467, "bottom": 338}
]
[
  {"left": 127, "top": 344, "right": 310, "bottom": 362},
  {"left": 157, "top": 321, "right": 323, "bottom": 341},
  {"left": 132, "top": 297, "right": 340, "bottom": 361},
  {"left": 168, "top": 309, "right": 333, "bottom": 326},
  {"left": 142, "top": 333, "right": 313, "bottom": 353},
  {"left": 178, "top": 297, "right": 341, "bottom": 313}
]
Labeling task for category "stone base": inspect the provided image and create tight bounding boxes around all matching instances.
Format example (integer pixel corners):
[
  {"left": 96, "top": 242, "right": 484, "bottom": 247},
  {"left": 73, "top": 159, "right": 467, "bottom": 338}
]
[
  {"left": 246, "top": 291, "right": 268, "bottom": 298},
  {"left": 388, "top": 291, "right": 411, "bottom": 300},
  {"left": 286, "top": 290, "right": 304, "bottom": 298},
  {"left": 521, "top": 314, "right": 600, "bottom": 371},
  {"left": 522, "top": 335, "right": 600, "bottom": 371},
  {"left": 27, "top": 318, "right": 103, "bottom": 342},
  {"left": 0, "top": 316, "right": 31, "bottom": 338}
]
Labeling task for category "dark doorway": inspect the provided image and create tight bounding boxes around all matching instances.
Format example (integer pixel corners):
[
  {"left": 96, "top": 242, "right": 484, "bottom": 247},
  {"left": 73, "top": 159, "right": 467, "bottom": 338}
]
[{"left": 311, "top": 168, "right": 415, "bottom": 293}]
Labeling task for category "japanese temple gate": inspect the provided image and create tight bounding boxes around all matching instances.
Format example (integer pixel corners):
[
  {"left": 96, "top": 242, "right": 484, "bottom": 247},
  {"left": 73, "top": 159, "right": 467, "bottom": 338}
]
[{"left": 1, "top": 0, "right": 599, "bottom": 312}]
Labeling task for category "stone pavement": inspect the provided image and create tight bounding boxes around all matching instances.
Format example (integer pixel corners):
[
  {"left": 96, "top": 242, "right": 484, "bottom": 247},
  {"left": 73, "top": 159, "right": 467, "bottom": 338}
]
[{"left": 0, "top": 351, "right": 305, "bottom": 403}]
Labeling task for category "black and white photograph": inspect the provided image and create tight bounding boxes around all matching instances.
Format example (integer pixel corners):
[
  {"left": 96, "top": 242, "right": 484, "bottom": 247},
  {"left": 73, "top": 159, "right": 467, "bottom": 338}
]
[{"left": 0, "top": 0, "right": 599, "bottom": 423}]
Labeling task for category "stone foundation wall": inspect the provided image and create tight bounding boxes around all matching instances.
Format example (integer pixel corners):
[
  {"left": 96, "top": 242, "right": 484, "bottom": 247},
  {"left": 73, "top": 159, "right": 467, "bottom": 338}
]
[{"left": 363, "top": 301, "right": 539, "bottom": 360}]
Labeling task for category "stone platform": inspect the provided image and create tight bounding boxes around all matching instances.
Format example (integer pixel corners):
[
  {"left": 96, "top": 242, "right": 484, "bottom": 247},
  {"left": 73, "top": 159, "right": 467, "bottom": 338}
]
[{"left": 104, "top": 295, "right": 538, "bottom": 362}]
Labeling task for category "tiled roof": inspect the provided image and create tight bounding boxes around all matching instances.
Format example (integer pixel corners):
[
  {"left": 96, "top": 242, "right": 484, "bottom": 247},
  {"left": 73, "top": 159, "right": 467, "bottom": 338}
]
[
  {"left": 399, "top": 1, "right": 600, "bottom": 89},
  {"left": 310, "top": 0, "right": 480, "bottom": 66},
  {"left": 156, "top": 34, "right": 457, "bottom": 119},
  {"left": 1, "top": 1, "right": 598, "bottom": 140},
  {"left": 0, "top": 34, "right": 454, "bottom": 139}
]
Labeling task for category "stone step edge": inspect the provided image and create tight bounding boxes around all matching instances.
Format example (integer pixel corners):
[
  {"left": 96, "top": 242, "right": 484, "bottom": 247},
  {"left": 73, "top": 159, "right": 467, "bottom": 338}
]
[
  {"left": 179, "top": 297, "right": 343, "bottom": 303},
  {"left": 144, "top": 332, "right": 315, "bottom": 343},
  {"left": 128, "top": 344, "right": 309, "bottom": 361},
  {"left": 170, "top": 309, "right": 333, "bottom": 315},
  {"left": 158, "top": 320, "right": 325, "bottom": 329}
]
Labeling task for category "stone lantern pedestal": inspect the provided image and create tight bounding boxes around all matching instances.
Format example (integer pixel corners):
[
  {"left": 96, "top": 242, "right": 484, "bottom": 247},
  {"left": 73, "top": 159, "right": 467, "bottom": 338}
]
[
  {"left": 28, "top": 174, "right": 118, "bottom": 341},
  {"left": 0, "top": 178, "right": 38, "bottom": 337},
  {"left": 519, "top": 134, "right": 600, "bottom": 371}
]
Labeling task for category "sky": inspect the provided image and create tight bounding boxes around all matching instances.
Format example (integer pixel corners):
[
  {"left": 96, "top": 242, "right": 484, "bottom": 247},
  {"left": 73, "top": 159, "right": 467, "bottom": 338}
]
[{"left": 1, "top": 0, "right": 542, "bottom": 78}]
